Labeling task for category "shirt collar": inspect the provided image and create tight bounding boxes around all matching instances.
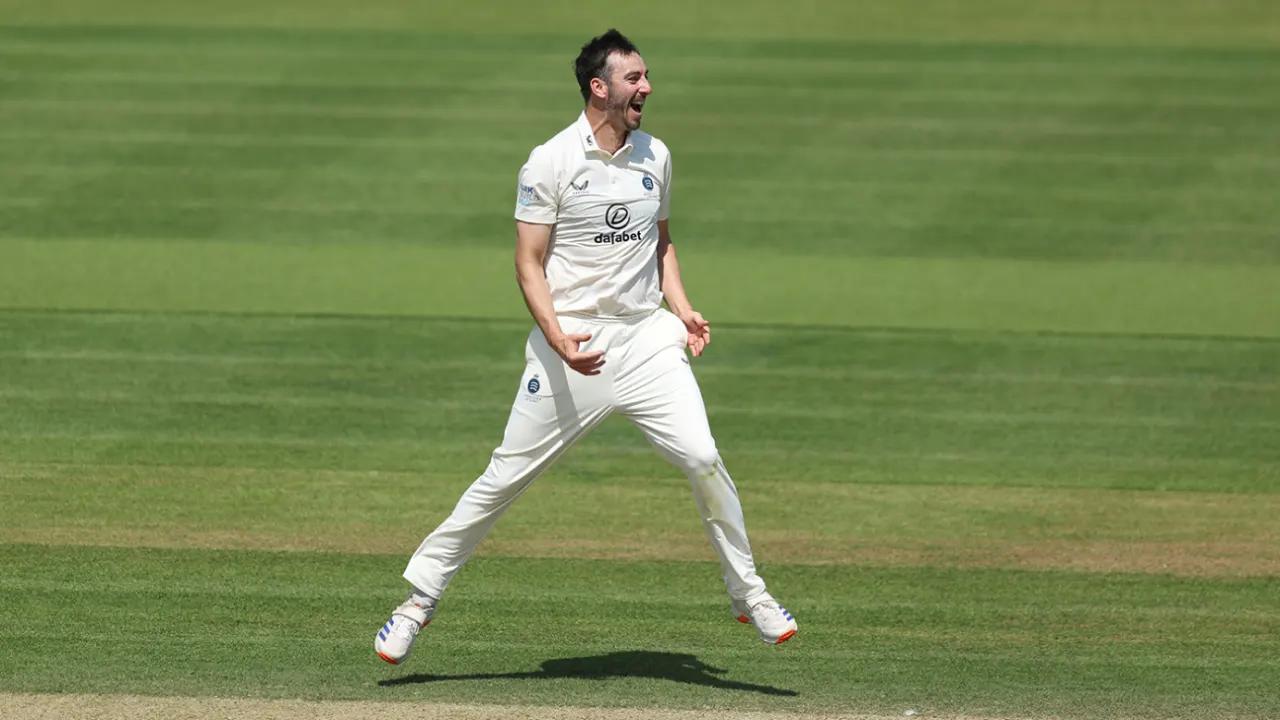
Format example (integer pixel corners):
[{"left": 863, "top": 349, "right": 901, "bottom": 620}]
[{"left": 575, "top": 111, "right": 632, "bottom": 158}]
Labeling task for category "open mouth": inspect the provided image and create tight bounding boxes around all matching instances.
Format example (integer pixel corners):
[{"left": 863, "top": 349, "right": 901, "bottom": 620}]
[{"left": 629, "top": 100, "right": 645, "bottom": 114}]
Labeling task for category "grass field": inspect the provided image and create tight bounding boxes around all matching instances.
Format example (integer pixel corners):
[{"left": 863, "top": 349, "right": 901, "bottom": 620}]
[{"left": 2, "top": 2, "right": 1279, "bottom": 718}]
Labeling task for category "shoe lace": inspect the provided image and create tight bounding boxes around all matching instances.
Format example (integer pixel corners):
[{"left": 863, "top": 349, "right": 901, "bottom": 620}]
[
  {"left": 750, "top": 598, "right": 781, "bottom": 614},
  {"left": 392, "top": 614, "right": 422, "bottom": 640},
  {"left": 749, "top": 600, "right": 784, "bottom": 626}
]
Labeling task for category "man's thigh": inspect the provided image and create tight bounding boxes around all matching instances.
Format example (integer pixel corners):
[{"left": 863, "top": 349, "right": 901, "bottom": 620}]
[
  {"left": 500, "top": 326, "right": 614, "bottom": 454},
  {"left": 616, "top": 318, "right": 718, "bottom": 469}
]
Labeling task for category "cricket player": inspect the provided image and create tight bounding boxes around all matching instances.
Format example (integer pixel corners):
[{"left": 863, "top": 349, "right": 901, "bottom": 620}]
[{"left": 375, "top": 29, "right": 797, "bottom": 665}]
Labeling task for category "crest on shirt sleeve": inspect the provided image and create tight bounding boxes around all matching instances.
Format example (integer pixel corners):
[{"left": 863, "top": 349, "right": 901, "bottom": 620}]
[{"left": 518, "top": 183, "right": 537, "bottom": 206}]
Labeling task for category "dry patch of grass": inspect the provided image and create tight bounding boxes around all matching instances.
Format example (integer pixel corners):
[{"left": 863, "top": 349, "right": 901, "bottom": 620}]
[{"left": 4, "top": 525, "right": 1278, "bottom": 578}]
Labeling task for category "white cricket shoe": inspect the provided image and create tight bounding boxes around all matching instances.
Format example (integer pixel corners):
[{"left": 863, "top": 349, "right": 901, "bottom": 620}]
[
  {"left": 736, "top": 596, "right": 797, "bottom": 645},
  {"left": 374, "top": 598, "right": 434, "bottom": 665}
]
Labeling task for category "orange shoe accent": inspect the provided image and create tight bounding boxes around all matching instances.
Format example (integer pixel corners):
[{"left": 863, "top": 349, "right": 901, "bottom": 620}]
[
  {"left": 376, "top": 651, "right": 399, "bottom": 665},
  {"left": 774, "top": 629, "right": 797, "bottom": 645},
  {"left": 736, "top": 615, "right": 750, "bottom": 624}
]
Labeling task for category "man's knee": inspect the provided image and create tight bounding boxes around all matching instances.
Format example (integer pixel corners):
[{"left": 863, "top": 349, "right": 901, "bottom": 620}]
[
  {"left": 682, "top": 445, "right": 721, "bottom": 476},
  {"left": 473, "top": 454, "right": 539, "bottom": 498}
]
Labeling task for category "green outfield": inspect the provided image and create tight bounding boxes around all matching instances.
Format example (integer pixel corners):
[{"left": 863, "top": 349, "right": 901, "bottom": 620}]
[{"left": 2, "top": 2, "right": 1279, "bottom": 718}]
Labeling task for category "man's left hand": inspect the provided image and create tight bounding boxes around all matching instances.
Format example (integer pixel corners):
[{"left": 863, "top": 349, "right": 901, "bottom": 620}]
[{"left": 680, "top": 310, "right": 711, "bottom": 357}]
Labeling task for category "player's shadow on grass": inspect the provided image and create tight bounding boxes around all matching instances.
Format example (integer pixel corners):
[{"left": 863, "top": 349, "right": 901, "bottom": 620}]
[{"left": 379, "top": 650, "right": 797, "bottom": 696}]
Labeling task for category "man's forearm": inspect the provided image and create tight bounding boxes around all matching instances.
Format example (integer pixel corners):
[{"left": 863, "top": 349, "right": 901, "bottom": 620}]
[
  {"left": 514, "top": 220, "right": 565, "bottom": 344},
  {"left": 515, "top": 259, "right": 565, "bottom": 344},
  {"left": 658, "top": 237, "right": 693, "bottom": 316}
]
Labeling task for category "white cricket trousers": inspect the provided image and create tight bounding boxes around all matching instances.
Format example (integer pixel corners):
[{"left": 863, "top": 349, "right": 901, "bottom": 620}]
[{"left": 403, "top": 308, "right": 770, "bottom": 606}]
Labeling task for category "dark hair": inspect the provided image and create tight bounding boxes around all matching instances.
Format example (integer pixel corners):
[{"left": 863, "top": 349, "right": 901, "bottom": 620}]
[{"left": 574, "top": 29, "right": 639, "bottom": 103}]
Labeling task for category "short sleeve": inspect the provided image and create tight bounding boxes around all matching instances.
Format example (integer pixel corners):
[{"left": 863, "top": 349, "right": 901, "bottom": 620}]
[
  {"left": 514, "top": 147, "right": 559, "bottom": 224},
  {"left": 657, "top": 149, "right": 672, "bottom": 221}
]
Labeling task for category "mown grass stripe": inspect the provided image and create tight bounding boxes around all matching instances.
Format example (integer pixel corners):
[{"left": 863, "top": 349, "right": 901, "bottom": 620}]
[
  {"left": 3, "top": 197, "right": 1274, "bottom": 237},
  {"left": 8, "top": 305, "right": 1280, "bottom": 345},
  {"left": 3, "top": 192, "right": 1276, "bottom": 234},
  {"left": 5, "top": 73, "right": 1280, "bottom": 107},
  {"left": 2, "top": 33, "right": 1278, "bottom": 72},
  {"left": 4, "top": 130, "right": 1275, "bottom": 168},
  {"left": 3, "top": 459, "right": 1274, "bottom": 493},
  {"left": 5, "top": 163, "right": 1276, "bottom": 195},
  {"left": 4, "top": 388, "right": 1276, "bottom": 430},
  {"left": 5, "top": 244, "right": 1279, "bottom": 334},
  {"left": 4, "top": 48, "right": 1275, "bottom": 80},
  {"left": 9, "top": 100, "right": 1278, "bottom": 140},
  {"left": 5, "top": 348, "right": 1278, "bottom": 392},
  {"left": 4, "top": 429, "right": 1276, "bottom": 465}
]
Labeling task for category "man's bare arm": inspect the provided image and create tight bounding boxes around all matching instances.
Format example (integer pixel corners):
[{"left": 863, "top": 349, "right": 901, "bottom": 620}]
[
  {"left": 515, "top": 221, "right": 605, "bottom": 375},
  {"left": 656, "top": 219, "right": 711, "bottom": 357}
]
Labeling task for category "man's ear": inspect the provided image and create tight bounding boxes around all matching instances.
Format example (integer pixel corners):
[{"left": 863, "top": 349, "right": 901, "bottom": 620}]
[{"left": 590, "top": 76, "right": 608, "bottom": 101}]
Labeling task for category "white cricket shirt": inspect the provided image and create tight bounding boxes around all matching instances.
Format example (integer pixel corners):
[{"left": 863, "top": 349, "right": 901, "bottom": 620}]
[{"left": 514, "top": 112, "right": 672, "bottom": 319}]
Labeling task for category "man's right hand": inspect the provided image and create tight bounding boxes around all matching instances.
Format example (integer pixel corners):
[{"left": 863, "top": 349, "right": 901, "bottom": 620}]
[{"left": 552, "top": 332, "right": 606, "bottom": 376}]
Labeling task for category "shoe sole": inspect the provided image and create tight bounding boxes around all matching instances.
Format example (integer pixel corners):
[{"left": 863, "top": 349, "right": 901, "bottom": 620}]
[
  {"left": 376, "top": 650, "right": 401, "bottom": 665},
  {"left": 770, "top": 629, "right": 797, "bottom": 645}
]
